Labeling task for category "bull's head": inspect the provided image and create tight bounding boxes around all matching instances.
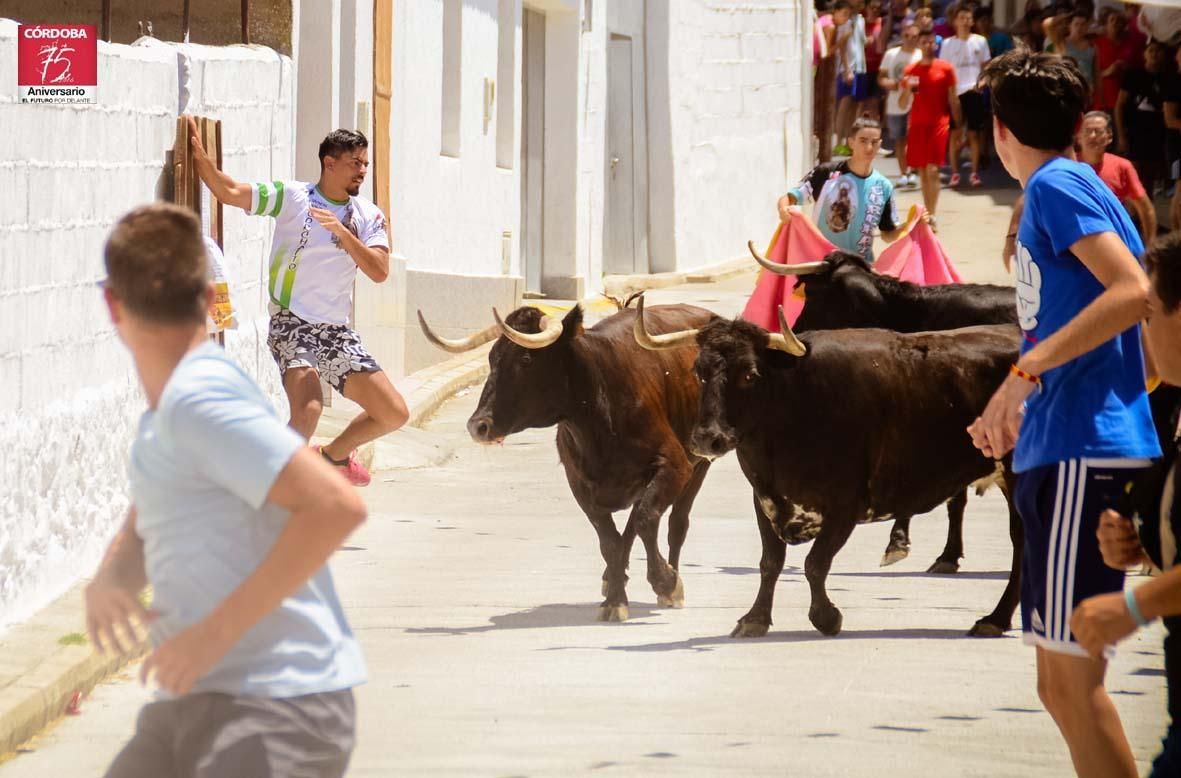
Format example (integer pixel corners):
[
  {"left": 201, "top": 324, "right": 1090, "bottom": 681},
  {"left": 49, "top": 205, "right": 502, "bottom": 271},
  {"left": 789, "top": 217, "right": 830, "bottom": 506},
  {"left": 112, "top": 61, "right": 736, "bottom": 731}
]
[
  {"left": 418, "top": 306, "right": 583, "bottom": 444},
  {"left": 748, "top": 242, "right": 887, "bottom": 331},
  {"left": 633, "top": 295, "right": 805, "bottom": 459}
]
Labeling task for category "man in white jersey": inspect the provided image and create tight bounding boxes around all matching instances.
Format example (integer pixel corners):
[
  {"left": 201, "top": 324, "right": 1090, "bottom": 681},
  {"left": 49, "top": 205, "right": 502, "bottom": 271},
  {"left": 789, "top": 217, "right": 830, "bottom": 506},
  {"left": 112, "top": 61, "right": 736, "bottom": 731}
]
[
  {"left": 187, "top": 116, "right": 408, "bottom": 486},
  {"left": 940, "top": 3, "right": 992, "bottom": 187},
  {"left": 879, "top": 22, "right": 924, "bottom": 187},
  {"left": 87, "top": 204, "right": 368, "bottom": 776}
]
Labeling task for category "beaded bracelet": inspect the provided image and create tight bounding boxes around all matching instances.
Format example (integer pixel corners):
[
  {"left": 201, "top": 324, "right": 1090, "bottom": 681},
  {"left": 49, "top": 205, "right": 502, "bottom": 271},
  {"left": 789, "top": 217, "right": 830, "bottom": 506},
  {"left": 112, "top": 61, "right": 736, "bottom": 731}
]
[{"left": 1010, "top": 364, "right": 1041, "bottom": 386}]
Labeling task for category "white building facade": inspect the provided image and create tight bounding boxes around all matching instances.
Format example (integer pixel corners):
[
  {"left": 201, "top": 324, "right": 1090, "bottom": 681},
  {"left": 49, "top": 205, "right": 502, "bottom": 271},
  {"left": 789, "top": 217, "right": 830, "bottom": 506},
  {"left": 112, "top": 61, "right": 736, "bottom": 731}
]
[{"left": 303, "top": 0, "right": 814, "bottom": 373}]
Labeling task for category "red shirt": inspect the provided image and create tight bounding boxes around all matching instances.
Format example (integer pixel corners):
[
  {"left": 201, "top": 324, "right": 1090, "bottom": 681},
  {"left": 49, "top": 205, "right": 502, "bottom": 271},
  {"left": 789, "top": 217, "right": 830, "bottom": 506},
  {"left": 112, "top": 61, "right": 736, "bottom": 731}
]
[
  {"left": 1092, "top": 152, "right": 1147, "bottom": 203},
  {"left": 1093, "top": 36, "right": 1122, "bottom": 111},
  {"left": 904, "top": 59, "right": 957, "bottom": 125}
]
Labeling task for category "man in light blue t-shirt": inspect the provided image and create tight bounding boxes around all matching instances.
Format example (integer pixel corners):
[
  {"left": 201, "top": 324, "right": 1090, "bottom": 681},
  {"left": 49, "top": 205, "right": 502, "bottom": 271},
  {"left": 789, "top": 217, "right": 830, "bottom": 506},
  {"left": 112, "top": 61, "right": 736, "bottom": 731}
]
[
  {"left": 86, "top": 204, "right": 368, "bottom": 777},
  {"left": 970, "top": 50, "right": 1160, "bottom": 778}
]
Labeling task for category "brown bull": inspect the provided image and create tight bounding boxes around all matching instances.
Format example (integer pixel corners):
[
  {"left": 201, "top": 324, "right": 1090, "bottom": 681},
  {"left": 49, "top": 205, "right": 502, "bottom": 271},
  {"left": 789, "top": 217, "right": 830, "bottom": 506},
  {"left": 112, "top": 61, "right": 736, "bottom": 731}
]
[{"left": 419, "top": 302, "right": 715, "bottom": 621}]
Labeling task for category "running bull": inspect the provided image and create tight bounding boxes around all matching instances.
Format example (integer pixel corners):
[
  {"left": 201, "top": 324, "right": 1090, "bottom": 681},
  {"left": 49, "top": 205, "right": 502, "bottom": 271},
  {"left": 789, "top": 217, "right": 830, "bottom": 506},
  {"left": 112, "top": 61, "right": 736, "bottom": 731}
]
[
  {"left": 635, "top": 297, "right": 1023, "bottom": 637},
  {"left": 418, "top": 301, "right": 714, "bottom": 622},
  {"left": 750, "top": 243, "right": 1018, "bottom": 574}
]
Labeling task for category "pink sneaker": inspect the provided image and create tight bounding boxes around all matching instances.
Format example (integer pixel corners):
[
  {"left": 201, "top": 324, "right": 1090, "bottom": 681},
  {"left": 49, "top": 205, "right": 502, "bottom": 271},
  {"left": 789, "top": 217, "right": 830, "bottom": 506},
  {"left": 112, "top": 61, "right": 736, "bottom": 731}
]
[
  {"left": 948, "top": 173, "right": 961, "bottom": 187},
  {"left": 969, "top": 172, "right": 983, "bottom": 188},
  {"left": 316, "top": 445, "right": 371, "bottom": 487}
]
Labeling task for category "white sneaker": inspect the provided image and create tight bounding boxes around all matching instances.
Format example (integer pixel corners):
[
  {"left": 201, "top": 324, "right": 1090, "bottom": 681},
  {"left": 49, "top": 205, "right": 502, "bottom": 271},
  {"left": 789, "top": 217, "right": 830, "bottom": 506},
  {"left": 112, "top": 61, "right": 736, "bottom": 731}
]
[
  {"left": 906, "top": 174, "right": 918, "bottom": 189},
  {"left": 896, "top": 175, "right": 909, "bottom": 187}
]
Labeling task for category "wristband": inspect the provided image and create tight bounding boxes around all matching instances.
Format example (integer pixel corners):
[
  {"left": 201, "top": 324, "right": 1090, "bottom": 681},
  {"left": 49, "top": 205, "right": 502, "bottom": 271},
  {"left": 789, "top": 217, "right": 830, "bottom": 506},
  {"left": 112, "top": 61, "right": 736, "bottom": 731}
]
[
  {"left": 1010, "top": 364, "right": 1040, "bottom": 386},
  {"left": 1125, "top": 587, "right": 1151, "bottom": 627},
  {"left": 1005, "top": 232, "right": 1017, "bottom": 239}
]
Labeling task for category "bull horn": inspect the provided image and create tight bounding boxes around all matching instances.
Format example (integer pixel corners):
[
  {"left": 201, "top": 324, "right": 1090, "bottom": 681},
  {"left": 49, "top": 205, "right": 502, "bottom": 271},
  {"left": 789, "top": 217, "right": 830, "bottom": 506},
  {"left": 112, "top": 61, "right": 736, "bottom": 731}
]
[
  {"left": 748, "top": 240, "right": 826, "bottom": 276},
  {"left": 633, "top": 294, "right": 699, "bottom": 351},
  {"left": 492, "top": 307, "right": 564, "bottom": 349},
  {"left": 417, "top": 310, "right": 500, "bottom": 353},
  {"left": 766, "top": 305, "right": 807, "bottom": 357}
]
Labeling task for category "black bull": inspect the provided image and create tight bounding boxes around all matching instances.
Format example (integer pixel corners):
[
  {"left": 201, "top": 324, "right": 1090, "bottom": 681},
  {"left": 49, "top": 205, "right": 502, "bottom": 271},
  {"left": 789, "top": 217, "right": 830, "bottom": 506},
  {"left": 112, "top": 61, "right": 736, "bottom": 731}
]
[
  {"left": 636, "top": 298, "right": 1023, "bottom": 637},
  {"left": 418, "top": 302, "right": 715, "bottom": 621},
  {"left": 754, "top": 245, "right": 1019, "bottom": 575}
]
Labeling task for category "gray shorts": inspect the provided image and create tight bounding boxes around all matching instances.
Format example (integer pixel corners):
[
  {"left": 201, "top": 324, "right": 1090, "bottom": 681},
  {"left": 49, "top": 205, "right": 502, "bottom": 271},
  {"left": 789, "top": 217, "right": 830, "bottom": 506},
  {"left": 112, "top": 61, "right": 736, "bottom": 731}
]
[
  {"left": 104, "top": 689, "right": 355, "bottom": 778},
  {"left": 886, "top": 113, "right": 909, "bottom": 144}
]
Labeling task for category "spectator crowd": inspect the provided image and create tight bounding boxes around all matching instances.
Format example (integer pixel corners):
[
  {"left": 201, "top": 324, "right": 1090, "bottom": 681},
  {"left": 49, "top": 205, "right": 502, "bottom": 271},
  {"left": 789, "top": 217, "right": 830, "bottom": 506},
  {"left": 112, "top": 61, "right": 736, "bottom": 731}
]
[{"left": 812, "top": 0, "right": 1181, "bottom": 234}]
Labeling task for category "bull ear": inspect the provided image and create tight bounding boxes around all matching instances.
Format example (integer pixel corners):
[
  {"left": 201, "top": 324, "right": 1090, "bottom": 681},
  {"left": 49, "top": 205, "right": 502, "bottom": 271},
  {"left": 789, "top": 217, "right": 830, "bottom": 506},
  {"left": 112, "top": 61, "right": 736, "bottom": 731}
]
[{"left": 560, "top": 305, "right": 585, "bottom": 342}]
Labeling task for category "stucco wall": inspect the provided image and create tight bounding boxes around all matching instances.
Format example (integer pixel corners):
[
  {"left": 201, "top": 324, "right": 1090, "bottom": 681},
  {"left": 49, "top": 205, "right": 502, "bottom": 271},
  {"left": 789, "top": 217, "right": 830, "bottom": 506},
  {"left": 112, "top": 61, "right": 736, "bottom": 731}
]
[
  {"left": 0, "top": 20, "right": 294, "bottom": 630},
  {"left": 659, "top": 0, "right": 810, "bottom": 272}
]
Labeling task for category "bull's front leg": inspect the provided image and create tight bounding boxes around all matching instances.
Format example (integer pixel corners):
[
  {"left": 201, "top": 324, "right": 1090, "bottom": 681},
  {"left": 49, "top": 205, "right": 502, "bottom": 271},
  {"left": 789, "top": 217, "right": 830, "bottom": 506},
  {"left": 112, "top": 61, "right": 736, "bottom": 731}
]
[
  {"left": 732, "top": 493, "right": 787, "bottom": 638},
  {"left": 628, "top": 458, "right": 691, "bottom": 609},
  {"left": 804, "top": 514, "right": 856, "bottom": 636},
  {"left": 584, "top": 509, "right": 631, "bottom": 622}
]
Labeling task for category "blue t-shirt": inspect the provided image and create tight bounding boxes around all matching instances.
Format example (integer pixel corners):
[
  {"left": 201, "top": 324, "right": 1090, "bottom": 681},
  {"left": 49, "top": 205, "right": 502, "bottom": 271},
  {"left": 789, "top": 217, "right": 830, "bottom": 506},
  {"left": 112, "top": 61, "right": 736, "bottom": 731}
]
[
  {"left": 788, "top": 161, "right": 898, "bottom": 262},
  {"left": 129, "top": 342, "right": 366, "bottom": 698},
  {"left": 1013, "top": 157, "right": 1160, "bottom": 472}
]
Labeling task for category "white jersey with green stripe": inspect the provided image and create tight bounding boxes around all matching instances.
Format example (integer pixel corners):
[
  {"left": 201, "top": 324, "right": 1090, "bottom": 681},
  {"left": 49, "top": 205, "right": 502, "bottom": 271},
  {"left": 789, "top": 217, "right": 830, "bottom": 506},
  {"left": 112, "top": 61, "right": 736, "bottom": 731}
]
[{"left": 248, "top": 180, "right": 389, "bottom": 326}]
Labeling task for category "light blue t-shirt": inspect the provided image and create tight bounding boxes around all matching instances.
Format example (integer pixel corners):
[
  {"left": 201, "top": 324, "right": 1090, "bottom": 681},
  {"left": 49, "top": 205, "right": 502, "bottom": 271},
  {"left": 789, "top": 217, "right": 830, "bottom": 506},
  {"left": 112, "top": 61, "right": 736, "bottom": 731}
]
[
  {"left": 129, "top": 342, "right": 366, "bottom": 698},
  {"left": 1013, "top": 157, "right": 1161, "bottom": 472}
]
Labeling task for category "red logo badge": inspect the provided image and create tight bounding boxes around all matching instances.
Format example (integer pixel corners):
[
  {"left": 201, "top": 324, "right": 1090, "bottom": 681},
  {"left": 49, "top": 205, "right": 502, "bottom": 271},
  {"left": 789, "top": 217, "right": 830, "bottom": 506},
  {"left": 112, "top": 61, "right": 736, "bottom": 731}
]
[{"left": 18, "top": 25, "right": 98, "bottom": 104}]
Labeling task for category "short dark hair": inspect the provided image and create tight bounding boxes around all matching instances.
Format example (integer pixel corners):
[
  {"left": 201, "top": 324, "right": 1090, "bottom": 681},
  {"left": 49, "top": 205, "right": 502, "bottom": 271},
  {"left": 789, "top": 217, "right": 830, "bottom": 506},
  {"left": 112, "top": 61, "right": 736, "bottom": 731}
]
[
  {"left": 918, "top": 27, "right": 935, "bottom": 37},
  {"left": 104, "top": 204, "right": 208, "bottom": 324},
  {"left": 318, "top": 129, "right": 369, "bottom": 169},
  {"left": 850, "top": 116, "right": 882, "bottom": 136},
  {"left": 1147, "top": 232, "right": 1181, "bottom": 314},
  {"left": 1070, "top": 10, "right": 1090, "bottom": 22},
  {"left": 983, "top": 48, "right": 1088, "bottom": 151},
  {"left": 832, "top": 0, "right": 852, "bottom": 11},
  {"left": 953, "top": 4, "right": 974, "bottom": 18}
]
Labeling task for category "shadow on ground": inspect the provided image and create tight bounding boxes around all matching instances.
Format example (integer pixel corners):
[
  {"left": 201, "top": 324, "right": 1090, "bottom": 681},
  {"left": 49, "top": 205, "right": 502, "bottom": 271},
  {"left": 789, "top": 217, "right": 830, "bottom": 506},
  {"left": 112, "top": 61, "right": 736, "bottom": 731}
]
[
  {"left": 605, "top": 626, "right": 986, "bottom": 653},
  {"left": 403, "top": 602, "right": 667, "bottom": 635}
]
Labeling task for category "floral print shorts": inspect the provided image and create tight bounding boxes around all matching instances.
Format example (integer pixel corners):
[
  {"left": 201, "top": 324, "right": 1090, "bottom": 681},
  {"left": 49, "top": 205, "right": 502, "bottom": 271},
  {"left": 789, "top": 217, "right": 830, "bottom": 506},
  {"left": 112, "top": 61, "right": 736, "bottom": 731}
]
[{"left": 267, "top": 309, "right": 381, "bottom": 393}]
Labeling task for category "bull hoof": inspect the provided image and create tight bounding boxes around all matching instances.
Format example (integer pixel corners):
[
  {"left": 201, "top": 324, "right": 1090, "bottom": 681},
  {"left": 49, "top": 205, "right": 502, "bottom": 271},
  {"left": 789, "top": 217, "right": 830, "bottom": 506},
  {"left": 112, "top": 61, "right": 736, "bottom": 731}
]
[
  {"left": 809, "top": 606, "right": 843, "bottom": 636},
  {"left": 656, "top": 574, "right": 685, "bottom": 609},
  {"left": 598, "top": 604, "right": 629, "bottom": 622},
  {"left": 880, "top": 546, "right": 910, "bottom": 567},
  {"left": 602, "top": 580, "right": 609, "bottom": 597},
  {"left": 967, "top": 620, "right": 1007, "bottom": 638},
  {"left": 730, "top": 620, "right": 770, "bottom": 638},
  {"left": 926, "top": 560, "right": 960, "bottom": 575}
]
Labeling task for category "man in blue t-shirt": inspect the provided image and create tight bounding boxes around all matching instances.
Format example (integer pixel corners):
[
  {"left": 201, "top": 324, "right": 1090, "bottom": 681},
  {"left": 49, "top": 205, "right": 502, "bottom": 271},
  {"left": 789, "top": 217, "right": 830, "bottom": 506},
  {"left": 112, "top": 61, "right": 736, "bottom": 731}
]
[
  {"left": 777, "top": 116, "right": 916, "bottom": 263},
  {"left": 969, "top": 50, "right": 1160, "bottom": 778},
  {"left": 87, "top": 204, "right": 368, "bottom": 777}
]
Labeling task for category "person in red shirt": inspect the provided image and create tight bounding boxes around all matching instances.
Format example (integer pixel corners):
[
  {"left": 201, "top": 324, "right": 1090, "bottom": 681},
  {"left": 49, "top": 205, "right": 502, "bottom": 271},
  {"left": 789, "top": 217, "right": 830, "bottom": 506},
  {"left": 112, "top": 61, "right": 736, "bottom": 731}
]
[
  {"left": 900, "top": 29, "right": 962, "bottom": 230},
  {"left": 1078, "top": 110, "right": 1157, "bottom": 243},
  {"left": 1094, "top": 10, "right": 1130, "bottom": 115}
]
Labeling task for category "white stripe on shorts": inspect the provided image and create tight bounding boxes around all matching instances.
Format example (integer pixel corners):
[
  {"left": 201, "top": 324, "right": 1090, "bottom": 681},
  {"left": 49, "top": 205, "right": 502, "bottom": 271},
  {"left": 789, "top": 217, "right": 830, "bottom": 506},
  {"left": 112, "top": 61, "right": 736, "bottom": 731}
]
[
  {"left": 1046, "top": 459, "right": 1076, "bottom": 643},
  {"left": 1061, "top": 459, "right": 1088, "bottom": 642}
]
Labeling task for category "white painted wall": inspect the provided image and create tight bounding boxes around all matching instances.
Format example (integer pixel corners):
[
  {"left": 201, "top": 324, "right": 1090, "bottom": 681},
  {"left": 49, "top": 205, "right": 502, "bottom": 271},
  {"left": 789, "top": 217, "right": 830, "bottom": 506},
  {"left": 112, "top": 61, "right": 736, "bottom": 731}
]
[
  {"left": 389, "top": 0, "right": 522, "bottom": 278},
  {"left": 0, "top": 20, "right": 294, "bottom": 630},
  {"left": 655, "top": 0, "right": 810, "bottom": 272}
]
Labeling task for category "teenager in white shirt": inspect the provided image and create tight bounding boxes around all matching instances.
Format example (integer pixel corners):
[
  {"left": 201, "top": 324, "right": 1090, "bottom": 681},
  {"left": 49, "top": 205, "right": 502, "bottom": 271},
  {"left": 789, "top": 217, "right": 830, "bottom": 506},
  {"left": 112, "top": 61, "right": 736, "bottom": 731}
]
[{"left": 940, "top": 4, "right": 992, "bottom": 186}]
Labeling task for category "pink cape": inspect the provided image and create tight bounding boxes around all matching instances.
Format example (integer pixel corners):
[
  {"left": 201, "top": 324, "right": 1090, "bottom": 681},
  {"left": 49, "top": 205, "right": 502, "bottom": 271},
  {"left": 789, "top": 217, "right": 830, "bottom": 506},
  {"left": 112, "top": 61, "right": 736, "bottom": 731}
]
[{"left": 741, "top": 205, "right": 963, "bottom": 331}]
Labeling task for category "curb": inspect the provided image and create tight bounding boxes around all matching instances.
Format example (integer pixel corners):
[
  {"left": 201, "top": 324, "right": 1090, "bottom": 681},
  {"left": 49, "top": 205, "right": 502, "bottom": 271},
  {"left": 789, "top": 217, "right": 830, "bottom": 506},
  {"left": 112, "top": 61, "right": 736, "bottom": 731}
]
[
  {"left": 0, "top": 645, "right": 143, "bottom": 757},
  {"left": 0, "top": 349, "right": 493, "bottom": 760}
]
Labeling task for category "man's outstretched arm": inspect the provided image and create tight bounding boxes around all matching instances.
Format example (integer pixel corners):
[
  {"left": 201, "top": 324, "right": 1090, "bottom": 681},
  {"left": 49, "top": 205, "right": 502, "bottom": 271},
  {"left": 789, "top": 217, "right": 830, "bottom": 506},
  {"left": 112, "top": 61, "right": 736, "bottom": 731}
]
[{"left": 185, "top": 115, "right": 252, "bottom": 212}]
